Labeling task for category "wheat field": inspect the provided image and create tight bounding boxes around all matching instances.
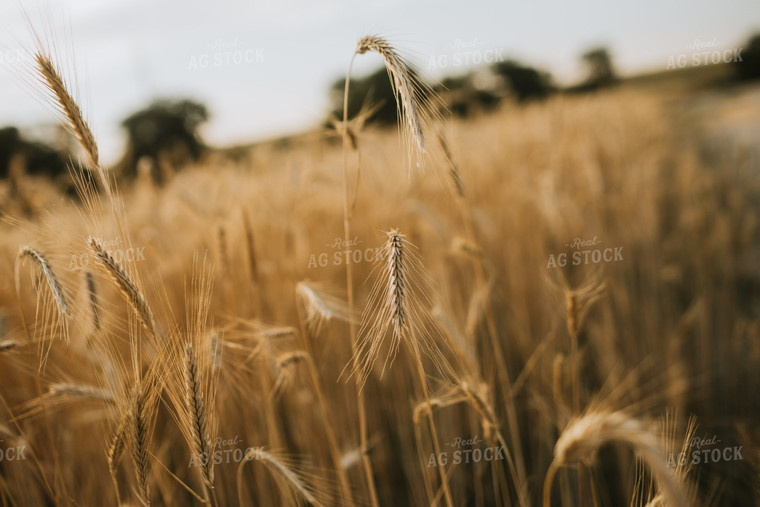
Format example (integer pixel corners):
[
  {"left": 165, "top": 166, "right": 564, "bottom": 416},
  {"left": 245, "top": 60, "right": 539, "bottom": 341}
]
[{"left": 0, "top": 32, "right": 758, "bottom": 507}]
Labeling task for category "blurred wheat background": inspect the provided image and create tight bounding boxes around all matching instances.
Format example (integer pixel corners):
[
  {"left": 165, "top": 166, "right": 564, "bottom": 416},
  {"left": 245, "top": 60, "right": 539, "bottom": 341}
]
[{"left": 0, "top": 4, "right": 759, "bottom": 507}]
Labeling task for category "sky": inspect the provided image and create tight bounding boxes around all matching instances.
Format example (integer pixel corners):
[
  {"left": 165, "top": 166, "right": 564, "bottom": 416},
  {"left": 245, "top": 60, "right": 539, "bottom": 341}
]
[{"left": 0, "top": 0, "right": 758, "bottom": 165}]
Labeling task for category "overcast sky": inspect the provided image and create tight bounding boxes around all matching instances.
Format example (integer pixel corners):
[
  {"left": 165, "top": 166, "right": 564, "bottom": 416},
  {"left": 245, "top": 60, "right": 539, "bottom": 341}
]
[{"left": 1, "top": 0, "right": 758, "bottom": 164}]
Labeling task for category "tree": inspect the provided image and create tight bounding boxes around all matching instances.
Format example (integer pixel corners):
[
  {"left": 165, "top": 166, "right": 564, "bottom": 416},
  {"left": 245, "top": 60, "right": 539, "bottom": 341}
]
[
  {"left": 0, "top": 127, "right": 21, "bottom": 180},
  {"left": 735, "top": 34, "right": 760, "bottom": 81},
  {"left": 581, "top": 47, "right": 617, "bottom": 89},
  {"left": 118, "top": 98, "right": 209, "bottom": 183},
  {"left": 491, "top": 60, "right": 554, "bottom": 102}
]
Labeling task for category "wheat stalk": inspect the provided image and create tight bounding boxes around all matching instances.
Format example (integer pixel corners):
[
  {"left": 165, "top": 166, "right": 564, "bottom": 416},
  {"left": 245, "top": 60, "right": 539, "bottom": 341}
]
[
  {"left": 48, "top": 382, "right": 114, "bottom": 403},
  {"left": 437, "top": 131, "right": 465, "bottom": 197},
  {"left": 350, "top": 229, "right": 453, "bottom": 387},
  {"left": 239, "top": 448, "right": 328, "bottom": 507},
  {"left": 350, "top": 229, "right": 410, "bottom": 385},
  {"left": 17, "top": 246, "right": 71, "bottom": 318},
  {"left": 129, "top": 384, "right": 151, "bottom": 505},
  {"left": 85, "top": 270, "right": 101, "bottom": 332},
  {"left": 413, "top": 379, "right": 526, "bottom": 506},
  {"left": 216, "top": 225, "right": 229, "bottom": 274},
  {"left": 89, "top": 237, "right": 156, "bottom": 338},
  {"left": 0, "top": 341, "right": 18, "bottom": 352},
  {"left": 295, "top": 282, "right": 352, "bottom": 337},
  {"left": 34, "top": 53, "right": 98, "bottom": 166},
  {"left": 552, "top": 354, "right": 569, "bottom": 424},
  {"left": 241, "top": 210, "right": 259, "bottom": 285},
  {"left": 350, "top": 228, "right": 454, "bottom": 506},
  {"left": 270, "top": 349, "right": 310, "bottom": 400},
  {"left": 297, "top": 283, "right": 331, "bottom": 337},
  {"left": 640, "top": 412, "right": 699, "bottom": 506},
  {"left": 560, "top": 272, "right": 605, "bottom": 414},
  {"left": 543, "top": 411, "right": 687, "bottom": 507},
  {"left": 293, "top": 290, "right": 357, "bottom": 507},
  {"left": 354, "top": 36, "right": 429, "bottom": 164},
  {"left": 183, "top": 342, "right": 214, "bottom": 491},
  {"left": 107, "top": 415, "right": 127, "bottom": 481}
]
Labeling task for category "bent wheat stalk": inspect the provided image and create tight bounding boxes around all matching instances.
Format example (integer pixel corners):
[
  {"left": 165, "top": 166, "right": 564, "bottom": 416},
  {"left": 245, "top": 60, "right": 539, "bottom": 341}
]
[
  {"left": 17, "top": 246, "right": 71, "bottom": 319},
  {"left": 237, "top": 447, "right": 329, "bottom": 506},
  {"left": 48, "top": 382, "right": 114, "bottom": 402},
  {"left": 542, "top": 411, "right": 687, "bottom": 507},
  {"left": 354, "top": 36, "right": 426, "bottom": 162},
  {"left": 89, "top": 237, "right": 156, "bottom": 339},
  {"left": 15, "top": 246, "right": 71, "bottom": 370}
]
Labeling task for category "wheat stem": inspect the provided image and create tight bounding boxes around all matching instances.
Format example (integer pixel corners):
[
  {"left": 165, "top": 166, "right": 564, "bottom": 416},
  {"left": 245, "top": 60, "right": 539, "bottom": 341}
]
[{"left": 342, "top": 48, "right": 380, "bottom": 507}]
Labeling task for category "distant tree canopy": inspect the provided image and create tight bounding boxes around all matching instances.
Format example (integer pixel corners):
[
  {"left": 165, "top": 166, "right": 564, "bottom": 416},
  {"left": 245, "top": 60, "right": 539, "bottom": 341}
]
[
  {"left": 581, "top": 47, "right": 617, "bottom": 88},
  {"left": 0, "top": 127, "right": 21, "bottom": 180},
  {"left": 0, "top": 126, "right": 67, "bottom": 179},
  {"left": 565, "top": 46, "right": 617, "bottom": 94},
  {"left": 433, "top": 61, "right": 554, "bottom": 117},
  {"left": 491, "top": 61, "right": 555, "bottom": 101},
  {"left": 435, "top": 74, "right": 502, "bottom": 118},
  {"left": 735, "top": 33, "right": 760, "bottom": 81},
  {"left": 118, "top": 98, "right": 209, "bottom": 183},
  {"left": 0, "top": 126, "right": 94, "bottom": 199},
  {"left": 328, "top": 59, "right": 554, "bottom": 125}
]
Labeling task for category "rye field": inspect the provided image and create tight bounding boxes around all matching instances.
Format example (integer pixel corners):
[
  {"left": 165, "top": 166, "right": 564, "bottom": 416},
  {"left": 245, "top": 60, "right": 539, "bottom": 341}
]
[{"left": 0, "top": 32, "right": 758, "bottom": 507}]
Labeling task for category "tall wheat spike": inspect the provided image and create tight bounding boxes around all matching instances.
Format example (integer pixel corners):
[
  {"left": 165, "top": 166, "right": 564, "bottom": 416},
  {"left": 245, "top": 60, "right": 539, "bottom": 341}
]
[
  {"left": 129, "top": 383, "right": 151, "bottom": 505},
  {"left": 32, "top": 49, "right": 120, "bottom": 207},
  {"left": 350, "top": 229, "right": 454, "bottom": 387},
  {"left": 34, "top": 53, "right": 98, "bottom": 166},
  {"left": 183, "top": 342, "right": 215, "bottom": 491},
  {"left": 349, "top": 228, "right": 455, "bottom": 506}
]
